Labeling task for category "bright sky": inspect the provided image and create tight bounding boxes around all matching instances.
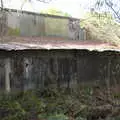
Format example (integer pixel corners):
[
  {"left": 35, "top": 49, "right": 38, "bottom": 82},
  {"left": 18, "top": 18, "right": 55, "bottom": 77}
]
[{"left": 2, "top": 0, "right": 97, "bottom": 18}]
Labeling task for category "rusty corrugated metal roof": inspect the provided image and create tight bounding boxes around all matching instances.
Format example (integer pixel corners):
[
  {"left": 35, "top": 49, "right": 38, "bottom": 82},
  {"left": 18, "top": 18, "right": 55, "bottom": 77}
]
[{"left": 0, "top": 36, "right": 120, "bottom": 52}]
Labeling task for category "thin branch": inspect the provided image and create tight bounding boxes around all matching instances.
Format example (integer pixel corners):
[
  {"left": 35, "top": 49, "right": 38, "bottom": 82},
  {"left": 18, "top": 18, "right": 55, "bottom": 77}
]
[
  {"left": 21, "top": 0, "right": 53, "bottom": 10},
  {"left": 105, "top": 0, "right": 120, "bottom": 20},
  {"left": 21, "top": 0, "right": 27, "bottom": 10},
  {"left": 1, "top": 0, "right": 3, "bottom": 10},
  {"left": 36, "top": 0, "right": 52, "bottom": 3}
]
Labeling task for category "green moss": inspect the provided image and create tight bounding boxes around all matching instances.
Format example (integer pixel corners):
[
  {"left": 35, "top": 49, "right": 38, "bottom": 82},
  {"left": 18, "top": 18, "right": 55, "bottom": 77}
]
[{"left": 8, "top": 28, "right": 20, "bottom": 36}]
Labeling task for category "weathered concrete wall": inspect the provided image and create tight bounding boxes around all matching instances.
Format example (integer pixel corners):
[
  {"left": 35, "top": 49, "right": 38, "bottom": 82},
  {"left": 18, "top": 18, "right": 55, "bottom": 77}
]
[
  {"left": 0, "top": 50, "right": 120, "bottom": 92},
  {"left": 45, "top": 17, "right": 68, "bottom": 37},
  {"left": 6, "top": 11, "right": 45, "bottom": 36},
  {"left": 0, "top": 9, "right": 86, "bottom": 40},
  {"left": 0, "top": 58, "right": 5, "bottom": 91},
  {"left": 0, "top": 11, "right": 7, "bottom": 36}
]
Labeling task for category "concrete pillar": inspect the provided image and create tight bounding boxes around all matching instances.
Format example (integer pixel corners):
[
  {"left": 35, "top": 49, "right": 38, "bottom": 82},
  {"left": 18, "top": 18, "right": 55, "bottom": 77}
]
[
  {"left": 5, "top": 58, "right": 11, "bottom": 93},
  {"left": 83, "top": 28, "right": 86, "bottom": 40}
]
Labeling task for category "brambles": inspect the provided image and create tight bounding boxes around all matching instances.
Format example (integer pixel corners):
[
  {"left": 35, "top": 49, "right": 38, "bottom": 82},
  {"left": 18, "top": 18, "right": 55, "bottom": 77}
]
[{"left": 0, "top": 86, "right": 120, "bottom": 120}]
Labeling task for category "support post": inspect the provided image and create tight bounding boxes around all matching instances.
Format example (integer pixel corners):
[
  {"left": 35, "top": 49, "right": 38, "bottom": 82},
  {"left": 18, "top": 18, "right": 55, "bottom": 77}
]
[
  {"left": 5, "top": 58, "right": 11, "bottom": 93},
  {"left": 107, "top": 58, "right": 111, "bottom": 98}
]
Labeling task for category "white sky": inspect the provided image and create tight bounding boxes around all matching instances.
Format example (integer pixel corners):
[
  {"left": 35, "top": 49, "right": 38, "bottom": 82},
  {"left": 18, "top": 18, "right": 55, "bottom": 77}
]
[{"left": 2, "top": 0, "right": 97, "bottom": 18}]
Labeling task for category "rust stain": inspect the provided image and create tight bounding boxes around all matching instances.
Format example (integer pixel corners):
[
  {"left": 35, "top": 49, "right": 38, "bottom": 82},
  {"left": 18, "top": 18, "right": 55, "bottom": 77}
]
[{"left": 0, "top": 36, "right": 120, "bottom": 52}]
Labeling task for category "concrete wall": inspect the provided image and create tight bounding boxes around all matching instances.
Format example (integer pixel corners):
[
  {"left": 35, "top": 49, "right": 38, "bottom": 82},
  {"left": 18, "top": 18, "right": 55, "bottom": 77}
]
[
  {"left": 0, "top": 50, "right": 120, "bottom": 92},
  {"left": 45, "top": 17, "right": 68, "bottom": 37},
  {"left": 0, "top": 9, "right": 86, "bottom": 40}
]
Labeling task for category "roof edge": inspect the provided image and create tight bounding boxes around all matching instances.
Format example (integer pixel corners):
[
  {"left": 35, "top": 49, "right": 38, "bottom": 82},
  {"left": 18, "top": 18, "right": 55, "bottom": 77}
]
[{"left": 0, "top": 7, "right": 80, "bottom": 20}]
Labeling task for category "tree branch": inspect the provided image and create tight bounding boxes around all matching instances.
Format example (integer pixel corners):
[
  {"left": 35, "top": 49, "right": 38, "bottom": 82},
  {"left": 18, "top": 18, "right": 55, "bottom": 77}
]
[
  {"left": 36, "top": 0, "right": 53, "bottom": 3},
  {"left": 105, "top": 0, "right": 120, "bottom": 20},
  {"left": 1, "top": 0, "right": 3, "bottom": 10},
  {"left": 21, "top": 0, "right": 53, "bottom": 10}
]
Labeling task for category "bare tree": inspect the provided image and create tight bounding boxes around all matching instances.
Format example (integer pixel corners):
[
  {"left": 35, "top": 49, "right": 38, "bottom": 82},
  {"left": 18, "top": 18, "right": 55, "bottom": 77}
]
[
  {"left": 21, "top": 0, "right": 53, "bottom": 9},
  {"left": 1, "top": 0, "right": 3, "bottom": 9},
  {"left": 95, "top": 0, "right": 120, "bottom": 22},
  {"left": 0, "top": 0, "right": 7, "bottom": 38},
  {"left": 104, "top": 0, "right": 120, "bottom": 20}
]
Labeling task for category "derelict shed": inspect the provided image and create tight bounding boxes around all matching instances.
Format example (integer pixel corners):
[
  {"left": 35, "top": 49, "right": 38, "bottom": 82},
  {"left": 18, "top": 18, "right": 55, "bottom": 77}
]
[
  {"left": 0, "top": 38, "right": 120, "bottom": 92},
  {"left": 0, "top": 8, "right": 86, "bottom": 40}
]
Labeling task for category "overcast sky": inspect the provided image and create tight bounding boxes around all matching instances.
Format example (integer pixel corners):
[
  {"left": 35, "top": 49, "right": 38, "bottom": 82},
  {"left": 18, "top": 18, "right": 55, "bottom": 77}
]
[
  {"left": 2, "top": 0, "right": 97, "bottom": 18},
  {"left": 1, "top": 0, "right": 120, "bottom": 18}
]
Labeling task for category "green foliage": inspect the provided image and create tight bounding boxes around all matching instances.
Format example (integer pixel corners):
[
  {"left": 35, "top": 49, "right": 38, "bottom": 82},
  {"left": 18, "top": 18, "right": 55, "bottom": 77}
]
[
  {"left": 41, "top": 8, "right": 71, "bottom": 17},
  {"left": 0, "top": 92, "right": 45, "bottom": 120},
  {"left": 0, "top": 87, "right": 119, "bottom": 120},
  {"left": 38, "top": 113, "right": 68, "bottom": 120},
  {"left": 81, "top": 12, "right": 114, "bottom": 27},
  {"left": 0, "top": 95, "right": 27, "bottom": 120},
  {"left": 19, "top": 91, "right": 45, "bottom": 113},
  {"left": 81, "top": 12, "right": 120, "bottom": 45}
]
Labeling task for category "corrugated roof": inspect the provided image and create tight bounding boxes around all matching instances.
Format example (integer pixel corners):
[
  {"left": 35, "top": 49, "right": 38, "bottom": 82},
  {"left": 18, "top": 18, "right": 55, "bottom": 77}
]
[{"left": 0, "top": 36, "right": 120, "bottom": 52}]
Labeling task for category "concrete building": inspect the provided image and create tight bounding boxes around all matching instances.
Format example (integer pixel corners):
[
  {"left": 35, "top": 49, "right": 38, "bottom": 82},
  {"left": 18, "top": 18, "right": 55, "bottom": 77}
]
[
  {"left": 0, "top": 8, "right": 86, "bottom": 40},
  {"left": 0, "top": 37, "right": 120, "bottom": 92}
]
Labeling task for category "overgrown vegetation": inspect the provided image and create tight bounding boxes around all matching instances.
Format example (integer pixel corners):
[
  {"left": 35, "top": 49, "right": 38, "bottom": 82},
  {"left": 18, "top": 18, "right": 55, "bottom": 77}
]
[
  {"left": 0, "top": 85, "right": 120, "bottom": 120},
  {"left": 40, "top": 8, "right": 71, "bottom": 17},
  {"left": 81, "top": 12, "right": 120, "bottom": 45}
]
